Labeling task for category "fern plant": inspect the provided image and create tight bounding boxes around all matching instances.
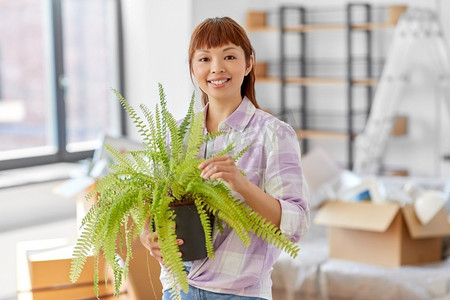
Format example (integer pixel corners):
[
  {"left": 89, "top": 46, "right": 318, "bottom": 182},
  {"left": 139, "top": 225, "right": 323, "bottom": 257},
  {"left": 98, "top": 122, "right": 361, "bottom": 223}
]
[{"left": 70, "top": 83, "right": 300, "bottom": 300}]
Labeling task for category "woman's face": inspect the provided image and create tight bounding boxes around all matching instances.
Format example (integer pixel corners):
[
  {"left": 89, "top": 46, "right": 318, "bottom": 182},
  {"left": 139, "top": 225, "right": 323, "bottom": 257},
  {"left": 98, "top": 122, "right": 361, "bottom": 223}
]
[{"left": 191, "top": 43, "right": 253, "bottom": 105}]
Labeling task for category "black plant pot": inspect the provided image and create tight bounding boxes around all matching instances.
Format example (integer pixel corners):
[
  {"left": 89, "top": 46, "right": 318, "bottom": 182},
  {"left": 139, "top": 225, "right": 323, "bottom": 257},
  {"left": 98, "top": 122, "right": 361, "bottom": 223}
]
[{"left": 171, "top": 203, "right": 210, "bottom": 261}]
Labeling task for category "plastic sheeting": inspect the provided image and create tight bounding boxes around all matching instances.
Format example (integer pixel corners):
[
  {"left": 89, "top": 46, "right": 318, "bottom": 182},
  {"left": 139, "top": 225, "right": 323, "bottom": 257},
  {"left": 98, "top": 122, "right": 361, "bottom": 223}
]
[
  {"left": 272, "top": 222, "right": 328, "bottom": 300},
  {"left": 272, "top": 222, "right": 450, "bottom": 300},
  {"left": 319, "top": 258, "right": 450, "bottom": 300}
]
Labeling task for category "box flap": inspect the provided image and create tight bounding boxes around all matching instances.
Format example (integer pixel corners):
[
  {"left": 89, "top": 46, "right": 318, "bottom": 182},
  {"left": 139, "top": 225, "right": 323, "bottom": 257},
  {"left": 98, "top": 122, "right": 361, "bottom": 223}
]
[
  {"left": 402, "top": 206, "right": 450, "bottom": 238},
  {"left": 314, "top": 201, "right": 400, "bottom": 232}
]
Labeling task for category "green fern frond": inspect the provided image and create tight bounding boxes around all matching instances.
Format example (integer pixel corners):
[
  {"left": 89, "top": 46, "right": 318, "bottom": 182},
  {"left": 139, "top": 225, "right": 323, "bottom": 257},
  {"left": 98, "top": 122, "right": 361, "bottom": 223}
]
[
  {"left": 174, "top": 158, "right": 203, "bottom": 188},
  {"left": 105, "top": 192, "right": 137, "bottom": 238},
  {"left": 233, "top": 144, "right": 251, "bottom": 162},
  {"left": 79, "top": 198, "right": 100, "bottom": 228},
  {"left": 215, "top": 217, "right": 224, "bottom": 233},
  {"left": 195, "top": 198, "right": 214, "bottom": 258},
  {"left": 186, "top": 180, "right": 251, "bottom": 246},
  {"left": 158, "top": 83, "right": 168, "bottom": 138},
  {"left": 93, "top": 254, "right": 100, "bottom": 297},
  {"left": 154, "top": 196, "right": 188, "bottom": 295},
  {"left": 140, "top": 103, "right": 158, "bottom": 151},
  {"left": 202, "top": 130, "right": 226, "bottom": 144},
  {"left": 113, "top": 254, "right": 124, "bottom": 296},
  {"left": 178, "top": 91, "right": 195, "bottom": 139},
  {"left": 208, "top": 142, "right": 235, "bottom": 159},
  {"left": 105, "top": 144, "right": 135, "bottom": 171},
  {"left": 154, "top": 103, "right": 171, "bottom": 172},
  {"left": 112, "top": 89, "right": 152, "bottom": 145},
  {"left": 184, "top": 112, "right": 205, "bottom": 161},
  {"left": 163, "top": 109, "right": 183, "bottom": 166},
  {"left": 128, "top": 150, "right": 152, "bottom": 175},
  {"left": 246, "top": 209, "right": 300, "bottom": 258},
  {"left": 123, "top": 221, "right": 134, "bottom": 279},
  {"left": 70, "top": 219, "right": 95, "bottom": 283}
]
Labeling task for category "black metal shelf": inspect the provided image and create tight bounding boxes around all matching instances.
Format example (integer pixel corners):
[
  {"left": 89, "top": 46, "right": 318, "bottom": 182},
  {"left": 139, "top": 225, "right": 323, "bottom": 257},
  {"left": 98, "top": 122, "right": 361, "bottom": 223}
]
[
  {"left": 255, "top": 5, "right": 397, "bottom": 30},
  {"left": 276, "top": 3, "right": 374, "bottom": 169},
  {"left": 247, "top": 3, "right": 406, "bottom": 169}
]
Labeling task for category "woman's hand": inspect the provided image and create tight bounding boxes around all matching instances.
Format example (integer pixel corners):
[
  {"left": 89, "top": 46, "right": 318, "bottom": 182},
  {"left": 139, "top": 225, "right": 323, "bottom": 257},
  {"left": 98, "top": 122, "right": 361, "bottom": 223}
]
[
  {"left": 199, "top": 155, "right": 282, "bottom": 227},
  {"left": 198, "top": 155, "right": 247, "bottom": 193},
  {"left": 140, "top": 218, "right": 183, "bottom": 264}
]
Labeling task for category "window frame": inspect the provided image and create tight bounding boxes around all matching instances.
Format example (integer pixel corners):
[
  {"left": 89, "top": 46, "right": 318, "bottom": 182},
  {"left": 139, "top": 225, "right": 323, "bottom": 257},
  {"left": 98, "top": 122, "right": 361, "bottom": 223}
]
[{"left": 0, "top": 0, "right": 127, "bottom": 171}]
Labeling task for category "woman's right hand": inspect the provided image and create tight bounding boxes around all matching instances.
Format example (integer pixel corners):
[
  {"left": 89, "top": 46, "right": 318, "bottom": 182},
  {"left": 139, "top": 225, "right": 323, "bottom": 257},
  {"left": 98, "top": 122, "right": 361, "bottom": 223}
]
[
  {"left": 139, "top": 218, "right": 184, "bottom": 264},
  {"left": 140, "top": 219, "right": 164, "bottom": 264}
]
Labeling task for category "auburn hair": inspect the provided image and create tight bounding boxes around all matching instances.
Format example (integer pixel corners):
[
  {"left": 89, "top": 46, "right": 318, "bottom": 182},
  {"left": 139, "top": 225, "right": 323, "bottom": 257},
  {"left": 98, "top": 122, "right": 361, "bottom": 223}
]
[{"left": 188, "top": 17, "right": 259, "bottom": 108}]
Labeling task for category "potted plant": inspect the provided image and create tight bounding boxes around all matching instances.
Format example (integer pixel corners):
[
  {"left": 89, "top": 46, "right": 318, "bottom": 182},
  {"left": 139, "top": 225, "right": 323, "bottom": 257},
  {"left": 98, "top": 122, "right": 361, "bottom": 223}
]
[{"left": 70, "top": 84, "right": 299, "bottom": 299}]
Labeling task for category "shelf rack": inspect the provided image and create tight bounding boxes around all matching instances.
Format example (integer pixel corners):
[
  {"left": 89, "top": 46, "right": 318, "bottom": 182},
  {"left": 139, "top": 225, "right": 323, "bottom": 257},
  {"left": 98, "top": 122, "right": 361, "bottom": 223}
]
[{"left": 247, "top": 4, "right": 407, "bottom": 168}]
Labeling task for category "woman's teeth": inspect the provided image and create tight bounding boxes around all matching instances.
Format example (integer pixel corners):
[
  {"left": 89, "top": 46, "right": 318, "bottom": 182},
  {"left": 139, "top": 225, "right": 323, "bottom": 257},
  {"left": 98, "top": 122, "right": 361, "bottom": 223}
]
[{"left": 210, "top": 79, "right": 228, "bottom": 84}]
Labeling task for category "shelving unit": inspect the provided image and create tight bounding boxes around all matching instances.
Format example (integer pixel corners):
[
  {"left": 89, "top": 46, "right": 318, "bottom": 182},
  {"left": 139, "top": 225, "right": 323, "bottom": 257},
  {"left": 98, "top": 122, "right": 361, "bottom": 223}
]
[{"left": 247, "top": 4, "right": 407, "bottom": 169}]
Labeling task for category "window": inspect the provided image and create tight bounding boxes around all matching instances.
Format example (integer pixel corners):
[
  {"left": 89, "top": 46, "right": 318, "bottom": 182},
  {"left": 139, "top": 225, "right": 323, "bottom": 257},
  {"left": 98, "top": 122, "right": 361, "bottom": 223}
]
[
  {"left": 0, "top": 0, "right": 124, "bottom": 170},
  {"left": 0, "top": 1, "right": 53, "bottom": 157}
]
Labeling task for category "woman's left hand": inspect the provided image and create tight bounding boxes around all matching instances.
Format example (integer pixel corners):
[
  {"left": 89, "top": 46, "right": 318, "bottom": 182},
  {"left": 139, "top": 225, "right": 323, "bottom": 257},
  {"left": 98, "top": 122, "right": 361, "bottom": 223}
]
[{"left": 198, "top": 155, "right": 246, "bottom": 193}]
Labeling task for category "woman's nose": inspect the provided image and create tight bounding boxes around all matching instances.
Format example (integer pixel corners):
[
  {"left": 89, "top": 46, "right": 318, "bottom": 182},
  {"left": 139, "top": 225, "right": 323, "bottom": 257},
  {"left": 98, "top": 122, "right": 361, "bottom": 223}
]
[{"left": 211, "top": 59, "right": 225, "bottom": 73}]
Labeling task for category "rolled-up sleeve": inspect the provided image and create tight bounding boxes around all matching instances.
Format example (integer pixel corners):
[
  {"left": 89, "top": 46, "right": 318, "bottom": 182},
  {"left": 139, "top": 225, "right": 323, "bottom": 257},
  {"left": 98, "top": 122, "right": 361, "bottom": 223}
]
[{"left": 263, "top": 123, "right": 310, "bottom": 242}]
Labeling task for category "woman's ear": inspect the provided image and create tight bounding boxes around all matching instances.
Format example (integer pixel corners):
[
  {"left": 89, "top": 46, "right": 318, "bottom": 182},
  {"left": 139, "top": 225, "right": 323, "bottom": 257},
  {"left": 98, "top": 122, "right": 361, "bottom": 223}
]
[{"left": 245, "top": 55, "right": 254, "bottom": 76}]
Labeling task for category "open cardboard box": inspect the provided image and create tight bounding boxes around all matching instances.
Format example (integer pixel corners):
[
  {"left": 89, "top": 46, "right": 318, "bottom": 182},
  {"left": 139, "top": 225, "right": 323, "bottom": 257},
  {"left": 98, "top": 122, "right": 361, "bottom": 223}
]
[
  {"left": 17, "top": 239, "right": 128, "bottom": 300},
  {"left": 314, "top": 201, "right": 450, "bottom": 267}
]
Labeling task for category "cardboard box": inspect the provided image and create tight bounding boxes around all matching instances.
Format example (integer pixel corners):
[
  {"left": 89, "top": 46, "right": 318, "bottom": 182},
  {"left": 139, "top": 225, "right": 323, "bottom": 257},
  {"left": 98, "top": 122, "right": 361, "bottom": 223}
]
[
  {"left": 27, "top": 245, "right": 108, "bottom": 289},
  {"left": 391, "top": 115, "right": 408, "bottom": 136},
  {"left": 254, "top": 61, "right": 268, "bottom": 79},
  {"left": 30, "top": 283, "right": 121, "bottom": 300},
  {"left": 17, "top": 239, "right": 128, "bottom": 300},
  {"left": 124, "top": 240, "right": 163, "bottom": 300},
  {"left": 387, "top": 5, "right": 408, "bottom": 25},
  {"left": 246, "top": 11, "right": 267, "bottom": 29},
  {"left": 314, "top": 201, "right": 450, "bottom": 267}
]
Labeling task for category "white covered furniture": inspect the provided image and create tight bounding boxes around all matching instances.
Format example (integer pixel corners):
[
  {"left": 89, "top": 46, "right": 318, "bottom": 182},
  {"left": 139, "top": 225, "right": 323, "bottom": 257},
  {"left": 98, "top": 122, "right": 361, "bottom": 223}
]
[{"left": 271, "top": 220, "right": 450, "bottom": 300}]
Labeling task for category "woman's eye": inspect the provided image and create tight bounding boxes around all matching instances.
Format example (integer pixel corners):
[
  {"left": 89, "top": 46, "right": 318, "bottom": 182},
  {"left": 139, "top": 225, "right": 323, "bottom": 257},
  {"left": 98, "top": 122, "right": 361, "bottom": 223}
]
[
  {"left": 199, "top": 57, "right": 209, "bottom": 62},
  {"left": 225, "top": 56, "right": 236, "bottom": 60}
]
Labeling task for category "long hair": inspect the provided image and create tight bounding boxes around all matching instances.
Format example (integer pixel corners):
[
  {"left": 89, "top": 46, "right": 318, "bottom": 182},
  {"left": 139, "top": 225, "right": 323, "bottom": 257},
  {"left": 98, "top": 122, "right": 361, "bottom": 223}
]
[{"left": 188, "top": 17, "right": 259, "bottom": 108}]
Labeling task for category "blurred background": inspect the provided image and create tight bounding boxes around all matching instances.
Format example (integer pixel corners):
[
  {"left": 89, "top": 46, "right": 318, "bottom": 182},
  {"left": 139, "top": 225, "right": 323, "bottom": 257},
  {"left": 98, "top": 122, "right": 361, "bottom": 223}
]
[{"left": 1, "top": 0, "right": 450, "bottom": 299}]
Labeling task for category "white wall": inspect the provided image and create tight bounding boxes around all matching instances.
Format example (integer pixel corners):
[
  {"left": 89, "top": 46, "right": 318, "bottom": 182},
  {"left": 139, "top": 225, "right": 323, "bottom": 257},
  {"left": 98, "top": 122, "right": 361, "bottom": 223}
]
[
  {"left": 122, "top": 0, "right": 450, "bottom": 177},
  {"left": 0, "top": 180, "right": 76, "bottom": 232},
  {"left": 121, "top": 0, "right": 194, "bottom": 140}
]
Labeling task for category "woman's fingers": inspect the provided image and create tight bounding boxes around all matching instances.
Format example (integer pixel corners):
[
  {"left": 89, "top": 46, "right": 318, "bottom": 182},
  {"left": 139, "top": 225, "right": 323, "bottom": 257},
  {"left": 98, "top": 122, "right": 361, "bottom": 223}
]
[
  {"left": 151, "top": 238, "right": 183, "bottom": 264},
  {"left": 140, "top": 230, "right": 157, "bottom": 250},
  {"left": 140, "top": 216, "right": 186, "bottom": 264},
  {"left": 147, "top": 232, "right": 163, "bottom": 263},
  {"left": 198, "top": 155, "right": 232, "bottom": 170},
  {"left": 198, "top": 155, "right": 248, "bottom": 193},
  {"left": 141, "top": 228, "right": 185, "bottom": 264},
  {"left": 201, "top": 164, "right": 233, "bottom": 179},
  {"left": 199, "top": 156, "right": 235, "bottom": 179}
]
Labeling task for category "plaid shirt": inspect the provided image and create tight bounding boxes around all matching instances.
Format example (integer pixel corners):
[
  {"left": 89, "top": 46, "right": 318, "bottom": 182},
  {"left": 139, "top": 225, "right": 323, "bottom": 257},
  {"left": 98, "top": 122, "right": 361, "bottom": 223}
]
[{"left": 161, "top": 97, "right": 310, "bottom": 299}]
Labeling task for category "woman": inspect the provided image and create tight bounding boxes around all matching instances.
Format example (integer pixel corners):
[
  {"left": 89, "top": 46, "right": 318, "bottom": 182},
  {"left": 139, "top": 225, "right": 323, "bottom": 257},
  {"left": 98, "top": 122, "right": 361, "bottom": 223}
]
[{"left": 141, "top": 16, "right": 310, "bottom": 300}]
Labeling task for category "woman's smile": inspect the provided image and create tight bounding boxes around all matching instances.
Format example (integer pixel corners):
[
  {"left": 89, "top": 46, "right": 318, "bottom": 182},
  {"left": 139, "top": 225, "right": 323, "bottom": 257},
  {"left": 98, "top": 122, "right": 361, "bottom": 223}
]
[{"left": 208, "top": 77, "right": 230, "bottom": 86}]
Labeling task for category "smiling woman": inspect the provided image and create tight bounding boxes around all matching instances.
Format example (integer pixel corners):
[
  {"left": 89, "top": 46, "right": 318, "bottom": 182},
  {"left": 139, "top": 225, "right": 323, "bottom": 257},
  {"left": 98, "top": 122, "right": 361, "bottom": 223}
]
[{"left": 140, "top": 16, "right": 310, "bottom": 300}]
